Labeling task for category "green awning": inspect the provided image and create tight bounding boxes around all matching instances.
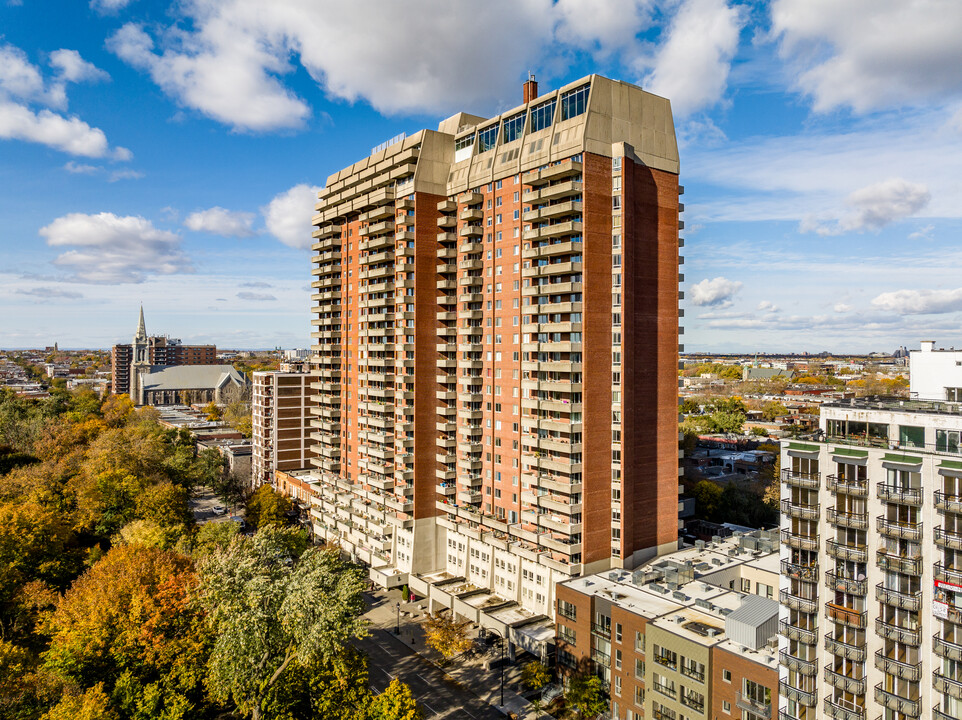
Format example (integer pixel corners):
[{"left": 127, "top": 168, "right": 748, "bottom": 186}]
[
  {"left": 940, "top": 460, "right": 962, "bottom": 471},
  {"left": 788, "top": 442, "right": 820, "bottom": 453},
  {"left": 832, "top": 448, "right": 869, "bottom": 458},
  {"left": 882, "top": 452, "right": 922, "bottom": 465}
]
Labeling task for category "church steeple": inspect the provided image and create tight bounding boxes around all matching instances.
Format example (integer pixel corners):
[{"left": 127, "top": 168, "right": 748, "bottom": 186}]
[{"left": 135, "top": 305, "right": 147, "bottom": 342}]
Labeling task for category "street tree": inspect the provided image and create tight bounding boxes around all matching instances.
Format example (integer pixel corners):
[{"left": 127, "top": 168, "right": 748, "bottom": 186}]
[
  {"left": 245, "top": 485, "right": 292, "bottom": 530},
  {"left": 422, "top": 612, "right": 473, "bottom": 662},
  {"left": 366, "top": 677, "right": 423, "bottom": 720},
  {"left": 564, "top": 673, "right": 607, "bottom": 718},
  {"left": 521, "top": 660, "right": 551, "bottom": 691},
  {"left": 198, "top": 527, "right": 367, "bottom": 720}
]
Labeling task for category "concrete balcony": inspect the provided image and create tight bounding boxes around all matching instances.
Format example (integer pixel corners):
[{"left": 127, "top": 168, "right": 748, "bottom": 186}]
[
  {"left": 824, "top": 633, "right": 866, "bottom": 662},
  {"left": 826, "top": 507, "right": 868, "bottom": 530},
  {"left": 874, "top": 685, "right": 920, "bottom": 718},
  {"left": 874, "top": 650, "right": 922, "bottom": 681}
]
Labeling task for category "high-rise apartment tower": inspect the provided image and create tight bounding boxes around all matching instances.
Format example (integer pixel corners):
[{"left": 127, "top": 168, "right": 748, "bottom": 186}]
[{"left": 302, "top": 74, "right": 683, "bottom": 623}]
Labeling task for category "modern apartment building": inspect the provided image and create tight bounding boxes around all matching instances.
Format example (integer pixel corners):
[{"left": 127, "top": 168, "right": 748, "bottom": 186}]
[
  {"left": 252, "top": 371, "right": 316, "bottom": 487},
  {"left": 299, "top": 74, "right": 683, "bottom": 631},
  {"left": 779, "top": 346, "right": 962, "bottom": 720},
  {"left": 556, "top": 530, "right": 780, "bottom": 720},
  {"left": 111, "top": 309, "right": 216, "bottom": 395}
]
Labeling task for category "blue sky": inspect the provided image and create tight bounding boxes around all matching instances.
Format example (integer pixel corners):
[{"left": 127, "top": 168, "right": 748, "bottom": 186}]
[{"left": 2, "top": 0, "right": 961, "bottom": 353}]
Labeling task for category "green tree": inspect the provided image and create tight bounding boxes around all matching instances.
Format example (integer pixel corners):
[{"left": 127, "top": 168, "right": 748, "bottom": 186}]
[
  {"left": 564, "top": 673, "right": 607, "bottom": 718},
  {"left": 198, "top": 527, "right": 367, "bottom": 720},
  {"left": 709, "top": 410, "right": 745, "bottom": 434},
  {"left": 521, "top": 660, "right": 551, "bottom": 691},
  {"left": 422, "top": 612, "right": 473, "bottom": 662},
  {"left": 678, "top": 397, "right": 701, "bottom": 415},
  {"left": 245, "top": 485, "right": 293, "bottom": 530},
  {"left": 760, "top": 401, "right": 788, "bottom": 421},
  {"left": 691, "top": 480, "right": 723, "bottom": 521},
  {"left": 366, "top": 677, "right": 423, "bottom": 720},
  {"left": 192, "top": 521, "right": 241, "bottom": 558}
]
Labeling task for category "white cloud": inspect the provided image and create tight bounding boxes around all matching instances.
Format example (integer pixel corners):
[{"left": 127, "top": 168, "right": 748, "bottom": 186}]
[
  {"left": 108, "top": 169, "right": 144, "bottom": 182},
  {"left": 237, "top": 291, "right": 276, "bottom": 301},
  {"left": 555, "top": 0, "right": 652, "bottom": 57},
  {"left": 757, "top": 300, "right": 779, "bottom": 312},
  {"left": 872, "top": 288, "right": 962, "bottom": 315},
  {"left": 690, "top": 276, "right": 743, "bottom": 307},
  {"left": 909, "top": 224, "right": 934, "bottom": 240},
  {"left": 0, "top": 43, "right": 129, "bottom": 159},
  {"left": 15, "top": 287, "right": 84, "bottom": 300},
  {"left": 834, "top": 303, "right": 854, "bottom": 313},
  {"left": 240, "top": 281, "right": 272, "bottom": 288},
  {"left": 771, "top": 0, "right": 962, "bottom": 113},
  {"left": 91, "top": 0, "right": 134, "bottom": 11},
  {"left": 184, "top": 207, "right": 256, "bottom": 237},
  {"left": 262, "top": 184, "right": 320, "bottom": 249},
  {"left": 801, "top": 178, "right": 930, "bottom": 236},
  {"left": 49, "top": 49, "right": 109, "bottom": 84},
  {"left": 642, "top": 0, "right": 743, "bottom": 116},
  {"left": 38, "top": 212, "right": 191, "bottom": 283},
  {"left": 64, "top": 160, "right": 100, "bottom": 174}
]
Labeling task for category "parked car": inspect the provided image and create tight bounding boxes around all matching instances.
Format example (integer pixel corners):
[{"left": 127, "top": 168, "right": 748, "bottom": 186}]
[{"left": 211, "top": 505, "right": 226, "bottom": 515}]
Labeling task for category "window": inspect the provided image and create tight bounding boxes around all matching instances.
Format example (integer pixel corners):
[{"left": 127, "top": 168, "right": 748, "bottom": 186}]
[
  {"left": 502, "top": 111, "right": 526, "bottom": 144},
  {"left": 722, "top": 669, "right": 731, "bottom": 683},
  {"left": 558, "top": 625, "right": 576, "bottom": 644},
  {"left": 558, "top": 599, "right": 577, "bottom": 621},
  {"left": 722, "top": 701, "right": 731, "bottom": 713},
  {"left": 477, "top": 124, "right": 499, "bottom": 152},
  {"left": 455, "top": 133, "right": 475, "bottom": 151},
  {"left": 635, "top": 658, "right": 645, "bottom": 679},
  {"left": 899, "top": 425, "right": 925, "bottom": 448},
  {"left": 742, "top": 679, "right": 771, "bottom": 710},
  {"left": 530, "top": 99, "right": 556, "bottom": 132},
  {"left": 948, "top": 387, "right": 962, "bottom": 402},
  {"left": 560, "top": 84, "right": 590, "bottom": 120},
  {"left": 937, "top": 429, "right": 962, "bottom": 453}
]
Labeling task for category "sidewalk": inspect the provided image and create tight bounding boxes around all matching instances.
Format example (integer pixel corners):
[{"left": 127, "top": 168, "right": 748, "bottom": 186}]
[{"left": 365, "top": 589, "right": 552, "bottom": 720}]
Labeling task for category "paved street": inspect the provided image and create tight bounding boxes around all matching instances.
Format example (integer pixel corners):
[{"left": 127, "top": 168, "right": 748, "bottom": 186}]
[{"left": 189, "top": 486, "right": 239, "bottom": 525}]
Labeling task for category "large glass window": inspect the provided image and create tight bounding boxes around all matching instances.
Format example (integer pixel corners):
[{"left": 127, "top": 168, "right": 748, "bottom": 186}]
[
  {"left": 455, "top": 133, "right": 475, "bottom": 151},
  {"left": 477, "top": 124, "right": 499, "bottom": 153},
  {"left": 937, "top": 429, "right": 962, "bottom": 453},
  {"left": 501, "top": 111, "right": 526, "bottom": 143},
  {"left": 560, "top": 83, "right": 590, "bottom": 120},
  {"left": 899, "top": 425, "right": 925, "bottom": 448},
  {"left": 530, "top": 99, "right": 556, "bottom": 132}
]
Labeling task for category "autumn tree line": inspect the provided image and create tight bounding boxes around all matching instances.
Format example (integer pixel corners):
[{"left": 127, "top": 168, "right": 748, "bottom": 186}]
[{"left": 0, "top": 388, "right": 422, "bottom": 720}]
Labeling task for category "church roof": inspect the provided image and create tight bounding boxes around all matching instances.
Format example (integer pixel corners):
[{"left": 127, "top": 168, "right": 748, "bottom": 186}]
[{"left": 139, "top": 364, "right": 248, "bottom": 391}]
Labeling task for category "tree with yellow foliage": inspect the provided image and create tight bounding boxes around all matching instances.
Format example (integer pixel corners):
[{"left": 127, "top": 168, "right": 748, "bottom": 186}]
[{"left": 422, "top": 611, "right": 473, "bottom": 662}]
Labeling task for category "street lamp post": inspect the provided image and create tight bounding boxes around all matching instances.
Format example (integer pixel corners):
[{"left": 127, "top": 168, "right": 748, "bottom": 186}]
[
  {"left": 481, "top": 627, "right": 505, "bottom": 707},
  {"left": 395, "top": 601, "right": 401, "bottom": 635}
]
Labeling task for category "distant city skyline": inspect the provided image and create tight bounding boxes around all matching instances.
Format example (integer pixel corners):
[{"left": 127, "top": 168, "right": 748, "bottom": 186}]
[{"left": 2, "top": 1, "right": 962, "bottom": 353}]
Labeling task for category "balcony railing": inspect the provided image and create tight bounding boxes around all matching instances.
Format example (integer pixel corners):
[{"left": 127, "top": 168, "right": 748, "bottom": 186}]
[
  {"left": 935, "top": 562, "right": 962, "bottom": 587},
  {"left": 779, "top": 680, "right": 816, "bottom": 707},
  {"left": 781, "top": 529, "right": 819, "bottom": 551},
  {"left": 877, "top": 482, "right": 923, "bottom": 505},
  {"left": 823, "top": 697, "right": 865, "bottom": 720},
  {"left": 935, "top": 490, "right": 962, "bottom": 513},
  {"left": 591, "top": 622, "right": 611, "bottom": 639},
  {"left": 780, "top": 649, "right": 817, "bottom": 676},
  {"left": 591, "top": 648, "right": 610, "bottom": 668},
  {"left": 935, "top": 526, "right": 962, "bottom": 550},
  {"left": 826, "top": 603, "right": 866, "bottom": 629},
  {"left": 875, "top": 583, "right": 922, "bottom": 612},
  {"left": 826, "top": 539, "right": 868, "bottom": 563},
  {"left": 736, "top": 691, "right": 772, "bottom": 718},
  {"left": 876, "top": 551, "right": 922, "bottom": 576},
  {"left": 876, "top": 516, "right": 923, "bottom": 541},
  {"left": 651, "top": 681, "right": 675, "bottom": 699},
  {"left": 826, "top": 506, "right": 868, "bottom": 529},
  {"left": 782, "top": 559, "right": 818, "bottom": 582},
  {"left": 782, "top": 469, "right": 820, "bottom": 489},
  {"left": 824, "top": 633, "right": 866, "bottom": 662},
  {"left": 824, "top": 571, "right": 866, "bottom": 595},
  {"left": 824, "top": 665, "right": 866, "bottom": 695},
  {"left": 874, "top": 684, "right": 921, "bottom": 717},
  {"left": 781, "top": 588, "right": 818, "bottom": 614},
  {"left": 875, "top": 618, "right": 921, "bottom": 645},
  {"left": 934, "top": 672, "right": 962, "bottom": 700},
  {"left": 827, "top": 475, "right": 868, "bottom": 496},
  {"left": 780, "top": 618, "right": 817, "bottom": 645},
  {"left": 934, "top": 634, "right": 962, "bottom": 662},
  {"left": 653, "top": 654, "right": 677, "bottom": 671},
  {"left": 680, "top": 665, "right": 705, "bottom": 683},
  {"left": 782, "top": 498, "right": 819, "bottom": 520},
  {"left": 874, "top": 650, "right": 922, "bottom": 681}
]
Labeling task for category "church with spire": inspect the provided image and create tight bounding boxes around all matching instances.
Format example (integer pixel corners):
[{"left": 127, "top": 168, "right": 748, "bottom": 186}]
[{"left": 110, "top": 308, "right": 245, "bottom": 406}]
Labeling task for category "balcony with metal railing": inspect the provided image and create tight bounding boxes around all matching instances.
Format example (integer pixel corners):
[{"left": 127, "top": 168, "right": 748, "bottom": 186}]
[
  {"left": 874, "top": 684, "right": 921, "bottom": 717},
  {"left": 823, "top": 697, "right": 865, "bottom": 720},
  {"left": 934, "top": 672, "right": 962, "bottom": 700},
  {"left": 827, "top": 506, "right": 869, "bottom": 530},
  {"left": 935, "top": 525, "right": 962, "bottom": 550},
  {"left": 935, "top": 562, "right": 962, "bottom": 587},
  {"left": 824, "top": 665, "right": 866, "bottom": 695},
  {"left": 877, "top": 482, "right": 923, "bottom": 505},
  {"left": 875, "top": 583, "right": 921, "bottom": 612},
  {"left": 782, "top": 559, "right": 818, "bottom": 582},
  {"left": 825, "top": 571, "right": 867, "bottom": 595},
  {"left": 876, "top": 516, "right": 922, "bottom": 540},
  {"left": 735, "top": 691, "right": 772, "bottom": 718},
  {"left": 876, "top": 550, "right": 922, "bottom": 576},
  {"left": 783, "top": 469, "right": 820, "bottom": 489},
  {"left": 782, "top": 497, "right": 820, "bottom": 520},
  {"left": 781, "top": 588, "right": 818, "bottom": 614},
  {"left": 827, "top": 475, "right": 869, "bottom": 496},
  {"left": 781, "top": 529, "right": 819, "bottom": 551},
  {"left": 826, "top": 539, "right": 868, "bottom": 563},
  {"left": 824, "top": 633, "right": 866, "bottom": 662},
  {"left": 779, "top": 649, "right": 817, "bottom": 676},
  {"left": 935, "top": 490, "right": 962, "bottom": 513},
  {"left": 780, "top": 618, "right": 817, "bottom": 645},
  {"left": 874, "top": 650, "right": 922, "bottom": 681},
  {"left": 875, "top": 617, "right": 921, "bottom": 645},
  {"left": 779, "top": 679, "right": 816, "bottom": 707},
  {"left": 826, "top": 603, "right": 867, "bottom": 629},
  {"left": 935, "top": 634, "right": 962, "bottom": 661}
]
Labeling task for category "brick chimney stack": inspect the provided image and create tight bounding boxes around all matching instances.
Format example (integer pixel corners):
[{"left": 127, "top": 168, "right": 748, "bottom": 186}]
[{"left": 523, "top": 73, "right": 538, "bottom": 104}]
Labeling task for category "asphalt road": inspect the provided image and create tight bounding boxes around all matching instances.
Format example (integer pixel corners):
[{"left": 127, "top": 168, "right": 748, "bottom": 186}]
[{"left": 354, "top": 629, "right": 508, "bottom": 720}]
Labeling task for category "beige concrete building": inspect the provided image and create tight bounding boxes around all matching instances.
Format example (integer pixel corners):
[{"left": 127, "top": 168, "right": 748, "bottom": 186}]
[
  {"left": 252, "top": 371, "right": 316, "bottom": 487},
  {"left": 291, "top": 74, "right": 683, "bottom": 654}
]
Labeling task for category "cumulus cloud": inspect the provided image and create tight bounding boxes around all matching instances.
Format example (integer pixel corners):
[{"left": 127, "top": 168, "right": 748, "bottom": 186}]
[
  {"left": 109, "top": 169, "right": 143, "bottom": 181},
  {"left": 49, "top": 49, "right": 109, "bottom": 84},
  {"left": 771, "top": 0, "right": 962, "bottom": 112},
  {"left": 872, "top": 288, "right": 962, "bottom": 315},
  {"left": 0, "top": 43, "right": 129, "bottom": 158},
  {"left": 757, "top": 300, "right": 779, "bottom": 312},
  {"left": 690, "top": 276, "right": 743, "bottom": 307},
  {"left": 801, "top": 178, "right": 931, "bottom": 236},
  {"left": 64, "top": 160, "right": 100, "bottom": 174},
  {"left": 15, "top": 287, "right": 84, "bottom": 299},
  {"left": 642, "top": 0, "right": 743, "bottom": 116},
  {"left": 262, "top": 184, "right": 320, "bottom": 249},
  {"left": 240, "top": 281, "right": 272, "bottom": 288},
  {"left": 834, "top": 303, "right": 854, "bottom": 313},
  {"left": 38, "top": 212, "right": 191, "bottom": 283},
  {"left": 91, "top": 0, "right": 134, "bottom": 11},
  {"left": 555, "top": 0, "right": 652, "bottom": 57},
  {"left": 237, "top": 291, "right": 276, "bottom": 301},
  {"left": 184, "top": 206, "right": 256, "bottom": 237}
]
